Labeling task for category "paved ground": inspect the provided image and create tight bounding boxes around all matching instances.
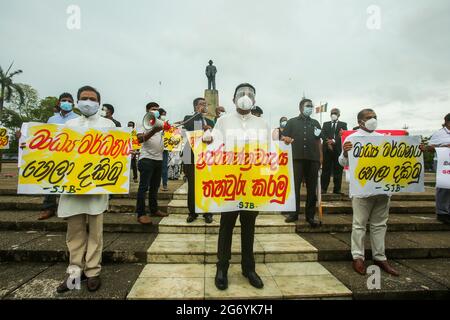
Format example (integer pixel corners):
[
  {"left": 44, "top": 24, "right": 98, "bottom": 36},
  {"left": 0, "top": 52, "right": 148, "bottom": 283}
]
[{"left": 0, "top": 162, "right": 448, "bottom": 300}]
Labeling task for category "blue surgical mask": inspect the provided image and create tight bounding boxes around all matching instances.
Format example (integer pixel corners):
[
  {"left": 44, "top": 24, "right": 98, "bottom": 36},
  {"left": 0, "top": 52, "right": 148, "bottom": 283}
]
[
  {"left": 280, "top": 121, "right": 287, "bottom": 128},
  {"left": 152, "top": 110, "right": 160, "bottom": 119},
  {"left": 303, "top": 107, "right": 313, "bottom": 117},
  {"left": 60, "top": 101, "right": 73, "bottom": 112}
]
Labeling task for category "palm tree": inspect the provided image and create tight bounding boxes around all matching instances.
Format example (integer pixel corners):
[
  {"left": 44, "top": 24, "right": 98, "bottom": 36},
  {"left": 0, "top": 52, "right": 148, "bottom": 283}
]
[
  {"left": 0, "top": 62, "right": 24, "bottom": 116},
  {"left": 0, "top": 62, "right": 24, "bottom": 173}
]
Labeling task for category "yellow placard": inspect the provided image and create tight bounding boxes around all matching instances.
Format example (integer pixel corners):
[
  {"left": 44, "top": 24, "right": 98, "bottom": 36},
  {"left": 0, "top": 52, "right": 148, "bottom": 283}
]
[
  {"left": 18, "top": 123, "right": 131, "bottom": 195},
  {"left": 163, "top": 127, "right": 184, "bottom": 152},
  {"left": 131, "top": 129, "right": 141, "bottom": 150},
  {"left": 348, "top": 136, "right": 425, "bottom": 196},
  {"left": 0, "top": 127, "right": 10, "bottom": 150},
  {"left": 188, "top": 131, "right": 296, "bottom": 213}
]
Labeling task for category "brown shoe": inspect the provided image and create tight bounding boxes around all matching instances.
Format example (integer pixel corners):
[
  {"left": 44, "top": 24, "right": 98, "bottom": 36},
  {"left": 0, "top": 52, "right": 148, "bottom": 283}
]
[
  {"left": 137, "top": 215, "right": 153, "bottom": 225},
  {"left": 38, "top": 209, "right": 55, "bottom": 221},
  {"left": 152, "top": 210, "right": 169, "bottom": 218},
  {"left": 374, "top": 260, "right": 400, "bottom": 277},
  {"left": 352, "top": 259, "right": 366, "bottom": 275},
  {"left": 87, "top": 276, "right": 101, "bottom": 292}
]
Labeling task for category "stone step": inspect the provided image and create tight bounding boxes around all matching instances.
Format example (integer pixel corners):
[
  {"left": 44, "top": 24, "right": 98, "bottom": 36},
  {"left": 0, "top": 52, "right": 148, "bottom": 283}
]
[
  {"left": 0, "top": 196, "right": 170, "bottom": 213},
  {"left": 127, "top": 262, "right": 352, "bottom": 300},
  {"left": 0, "top": 262, "right": 145, "bottom": 300},
  {"left": 296, "top": 214, "right": 450, "bottom": 233},
  {"left": 0, "top": 231, "right": 156, "bottom": 263},
  {"left": 1, "top": 211, "right": 447, "bottom": 234},
  {"left": 0, "top": 211, "right": 164, "bottom": 233},
  {"left": 147, "top": 233, "right": 318, "bottom": 264},
  {"left": 300, "top": 231, "right": 450, "bottom": 261},
  {"left": 158, "top": 214, "right": 296, "bottom": 234},
  {"left": 167, "top": 199, "right": 437, "bottom": 215},
  {"left": 321, "top": 259, "right": 450, "bottom": 300}
]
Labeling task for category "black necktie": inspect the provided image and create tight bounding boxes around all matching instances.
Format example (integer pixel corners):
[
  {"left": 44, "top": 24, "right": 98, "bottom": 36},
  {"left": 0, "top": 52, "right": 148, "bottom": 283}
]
[{"left": 332, "top": 122, "right": 336, "bottom": 137}]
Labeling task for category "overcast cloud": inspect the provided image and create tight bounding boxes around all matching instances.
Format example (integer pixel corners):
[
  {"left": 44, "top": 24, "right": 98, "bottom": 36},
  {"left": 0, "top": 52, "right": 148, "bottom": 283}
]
[{"left": 1, "top": 0, "right": 449, "bottom": 136}]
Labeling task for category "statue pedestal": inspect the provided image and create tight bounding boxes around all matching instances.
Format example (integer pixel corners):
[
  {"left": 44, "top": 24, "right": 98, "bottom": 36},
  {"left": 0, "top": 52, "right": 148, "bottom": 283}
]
[{"left": 204, "top": 89, "right": 219, "bottom": 122}]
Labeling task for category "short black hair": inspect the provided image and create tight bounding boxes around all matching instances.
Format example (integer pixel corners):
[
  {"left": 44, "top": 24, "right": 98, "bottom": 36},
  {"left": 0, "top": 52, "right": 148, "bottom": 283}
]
[
  {"left": 193, "top": 97, "right": 205, "bottom": 109},
  {"left": 445, "top": 113, "right": 450, "bottom": 122},
  {"left": 128, "top": 121, "right": 135, "bottom": 127},
  {"left": 158, "top": 108, "right": 167, "bottom": 115},
  {"left": 280, "top": 117, "right": 288, "bottom": 122},
  {"left": 357, "top": 108, "right": 375, "bottom": 122},
  {"left": 299, "top": 98, "right": 312, "bottom": 109},
  {"left": 59, "top": 92, "right": 74, "bottom": 102},
  {"left": 77, "top": 86, "right": 101, "bottom": 103},
  {"left": 233, "top": 83, "right": 256, "bottom": 100},
  {"left": 146, "top": 102, "right": 160, "bottom": 111},
  {"left": 252, "top": 106, "right": 263, "bottom": 115},
  {"left": 103, "top": 104, "right": 114, "bottom": 114}
]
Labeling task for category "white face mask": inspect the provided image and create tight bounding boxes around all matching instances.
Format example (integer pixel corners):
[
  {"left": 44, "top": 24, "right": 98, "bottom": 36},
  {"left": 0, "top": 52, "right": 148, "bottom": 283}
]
[
  {"left": 160, "top": 115, "right": 167, "bottom": 121},
  {"left": 236, "top": 95, "right": 254, "bottom": 111},
  {"left": 364, "top": 118, "right": 378, "bottom": 131},
  {"left": 303, "top": 106, "right": 313, "bottom": 117},
  {"left": 331, "top": 114, "right": 339, "bottom": 121},
  {"left": 78, "top": 100, "right": 100, "bottom": 117},
  {"left": 100, "top": 108, "right": 107, "bottom": 117}
]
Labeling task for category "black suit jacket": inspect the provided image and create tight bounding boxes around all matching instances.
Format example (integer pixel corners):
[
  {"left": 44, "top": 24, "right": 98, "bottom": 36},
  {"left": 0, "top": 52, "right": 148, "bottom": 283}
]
[
  {"left": 182, "top": 113, "right": 215, "bottom": 131},
  {"left": 321, "top": 121, "right": 348, "bottom": 154},
  {"left": 182, "top": 113, "right": 215, "bottom": 163}
]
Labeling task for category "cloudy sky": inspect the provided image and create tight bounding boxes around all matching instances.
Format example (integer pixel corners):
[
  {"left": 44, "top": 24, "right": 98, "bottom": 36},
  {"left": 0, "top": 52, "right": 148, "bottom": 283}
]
[{"left": 1, "top": 0, "right": 449, "bottom": 136}]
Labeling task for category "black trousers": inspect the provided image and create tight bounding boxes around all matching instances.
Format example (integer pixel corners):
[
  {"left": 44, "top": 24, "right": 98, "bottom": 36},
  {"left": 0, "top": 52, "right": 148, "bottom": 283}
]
[
  {"left": 217, "top": 211, "right": 258, "bottom": 273},
  {"left": 131, "top": 156, "right": 138, "bottom": 180},
  {"left": 292, "top": 159, "right": 320, "bottom": 221},
  {"left": 42, "top": 195, "right": 58, "bottom": 210},
  {"left": 184, "top": 163, "right": 211, "bottom": 218},
  {"left": 321, "top": 150, "right": 343, "bottom": 193},
  {"left": 136, "top": 158, "right": 162, "bottom": 217}
]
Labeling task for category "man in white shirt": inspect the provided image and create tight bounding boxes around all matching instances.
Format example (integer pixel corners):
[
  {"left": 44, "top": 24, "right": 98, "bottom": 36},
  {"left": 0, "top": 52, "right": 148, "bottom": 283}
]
[
  {"left": 209, "top": 83, "right": 270, "bottom": 291},
  {"left": 339, "top": 108, "right": 400, "bottom": 277},
  {"left": 422, "top": 113, "right": 450, "bottom": 224},
  {"left": 57, "top": 86, "right": 116, "bottom": 293},
  {"left": 135, "top": 102, "right": 169, "bottom": 225}
]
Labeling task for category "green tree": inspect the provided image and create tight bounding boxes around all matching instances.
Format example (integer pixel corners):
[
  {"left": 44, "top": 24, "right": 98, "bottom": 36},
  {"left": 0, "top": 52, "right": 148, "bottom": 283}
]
[
  {"left": 0, "top": 63, "right": 25, "bottom": 172},
  {"left": 0, "top": 84, "right": 56, "bottom": 172},
  {"left": 0, "top": 62, "right": 24, "bottom": 115}
]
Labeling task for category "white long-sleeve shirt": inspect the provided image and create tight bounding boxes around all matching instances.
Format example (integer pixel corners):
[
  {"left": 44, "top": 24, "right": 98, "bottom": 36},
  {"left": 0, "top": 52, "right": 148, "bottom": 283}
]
[
  {"left": 57, "top": 113, "right": 116, "bottom": 218},
  {"left": 211, "top": 111, "right": 271, "bottom": 148}
]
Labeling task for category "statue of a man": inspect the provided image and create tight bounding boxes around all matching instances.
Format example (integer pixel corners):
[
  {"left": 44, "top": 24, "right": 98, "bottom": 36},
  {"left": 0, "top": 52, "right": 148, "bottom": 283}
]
[{"left": 206, "top": 60, "right": 217, "bottom": 91}]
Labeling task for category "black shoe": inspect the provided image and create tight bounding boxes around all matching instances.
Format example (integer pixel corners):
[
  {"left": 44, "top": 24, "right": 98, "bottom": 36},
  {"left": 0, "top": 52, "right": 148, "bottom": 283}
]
[
  {"left": 87, "top": 276, "right": 101, "bottom": 292},
  {"left": 56, "top": 273, "right": 87, "bottom": 294},
  {"left": 243, "top": 271, "right": 264, "bottom": 289},
  {"left": 333, "top": 191, "right": 345, "bottom": 195},
  {"left": 186, "top": 215, "right": 198, "bottom": 223},
  {"left": 437, "top": 215, "right": 450, "bottom": 225},
  {"left": 321, "top": 190, "right": 327, "bottom": 194},
  {"left": 215, "top": 268, "right": 228, "bottom": 291},
  {"left": 204, "top": 215, "right": 213, "bottom": 224},
  {"left": 285, "top": 215, "right": 298, "bottom": 223},
  {"left": 307, "top": 219, "right": 322, "bottom": 228}
]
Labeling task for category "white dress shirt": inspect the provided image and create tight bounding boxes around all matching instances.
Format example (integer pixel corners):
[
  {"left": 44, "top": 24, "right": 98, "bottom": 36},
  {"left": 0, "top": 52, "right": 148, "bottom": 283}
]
[
  {"left": 212, "top": 111, "right": 271, "bottom": 148},
  {"left": 57, "top": 113, "right": 116, "bottom": 218},
  {"left": 430, "top": 127, "right": 450, "bottom": 147}
]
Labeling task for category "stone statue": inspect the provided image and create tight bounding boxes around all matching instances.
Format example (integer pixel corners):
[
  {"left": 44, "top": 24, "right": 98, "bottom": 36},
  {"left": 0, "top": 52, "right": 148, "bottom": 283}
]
[{"left": 205, "top": 60, "right": 217, "bottom": 91}]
